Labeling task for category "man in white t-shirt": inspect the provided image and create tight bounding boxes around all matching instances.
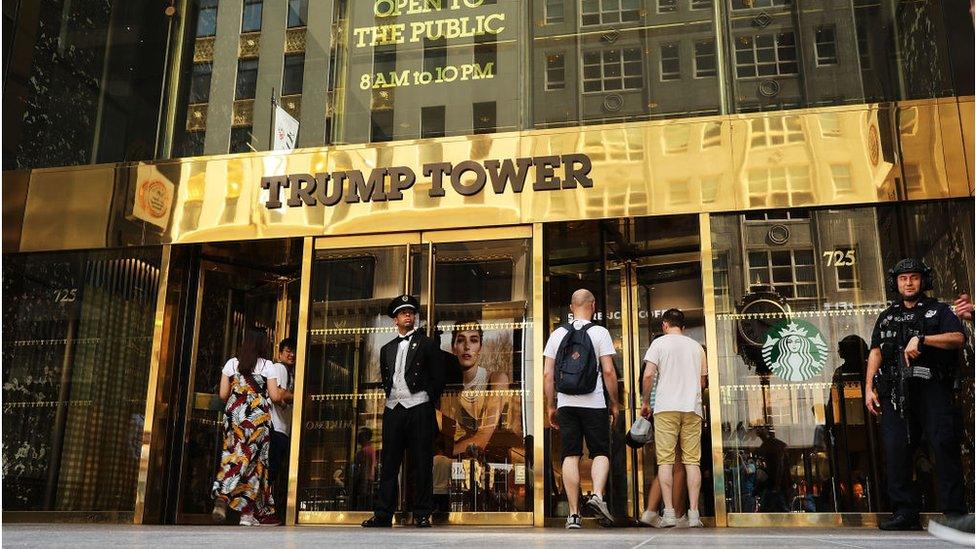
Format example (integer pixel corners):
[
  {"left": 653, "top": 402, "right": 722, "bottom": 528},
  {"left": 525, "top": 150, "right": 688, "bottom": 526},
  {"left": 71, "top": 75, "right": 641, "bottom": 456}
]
[
  {"left": 640, "top": 308, "right": 706, "bottom": 528},
  {"left": 543, "top": 289, "right": 619, "bottom": 529},
  {"left": 267, "top": 337, "right": 296, "bottom": 522}
]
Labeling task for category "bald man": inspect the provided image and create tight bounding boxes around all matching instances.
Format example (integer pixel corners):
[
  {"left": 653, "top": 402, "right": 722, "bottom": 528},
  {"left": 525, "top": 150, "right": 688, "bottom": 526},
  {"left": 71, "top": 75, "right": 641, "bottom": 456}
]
[{"left": 543, "top": 289, "right": 619, "bottom": 528}]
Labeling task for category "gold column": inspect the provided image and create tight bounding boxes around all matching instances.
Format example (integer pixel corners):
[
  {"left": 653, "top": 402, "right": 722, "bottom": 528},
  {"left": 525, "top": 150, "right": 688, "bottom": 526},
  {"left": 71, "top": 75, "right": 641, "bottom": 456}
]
[
  {"left": 286, "top": 236, "right": 314, "bottom": 525},
  {"left": 134, "top": 245, "right": 172, "bottom": 524},
  {"left": 531, "top": 222, "right": 545, "bottom": 526},
  {"left": 698, "top": 213, "right": 727, "bottom": 526}
]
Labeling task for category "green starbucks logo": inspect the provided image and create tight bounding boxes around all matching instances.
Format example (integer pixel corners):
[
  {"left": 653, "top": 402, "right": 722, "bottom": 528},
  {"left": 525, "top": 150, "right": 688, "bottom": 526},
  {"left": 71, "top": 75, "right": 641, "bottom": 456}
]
[{"left": 761, "top": 320, "right": 828, "bottom": 381}]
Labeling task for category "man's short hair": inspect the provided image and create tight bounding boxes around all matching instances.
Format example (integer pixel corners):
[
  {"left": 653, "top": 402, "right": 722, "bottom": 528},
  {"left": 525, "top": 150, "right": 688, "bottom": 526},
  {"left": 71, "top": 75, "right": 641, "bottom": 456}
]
[
  {"left": 279, "top": 337, "right": 297, "bottom": 352},
  {"left": 661, "top": 308, "right": 685, "bottom": 329}
]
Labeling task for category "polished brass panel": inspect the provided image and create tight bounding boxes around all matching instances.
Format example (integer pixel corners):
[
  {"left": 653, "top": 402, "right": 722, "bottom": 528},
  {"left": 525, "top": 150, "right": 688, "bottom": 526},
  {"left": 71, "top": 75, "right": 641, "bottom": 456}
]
[
  {"left": 193, "top": 37, "right": 214, "bottom": 63},
  {"left": 531, "top": 222, "right": 545, "bottom": 527},
  {"left": 4, "top": 511, "right": 135, "bottom": 524},
  {"left": 232, "top": 99, "right": 254, "bottom": 127},
  {"left": 20, "top": 164, "right": 116, "bottom": 251},
  {"left": 421, "top": 226, "right": 533, "bottom": 243},
  {"left": 286, "top": 236, "right": 314, "bottom": 526},
  {"left": 297, "top": 511, "right": 533, "bottom": 526},
  {"left": 239, "top": 32, "right": 260, "bottom": 58},
  {"left": 186, "top": 104, "right": 208, "bottom": 132},
  {"left": 134, "top": 245, "right": 172, "bottom": 524},
  {"left": 698, "top": 212, "right": 727, "bottom": 527},
  {"left": 958, "top": 96, "right": 974, "bottom": 194},
  {"left": 7, "top": 100, "right": 973, "bottom": 253},
  {"left": 284, "top": 28, "right": 306, "bottom": 54},
  {"left": 727, "top": 513, "right": 883, "bottom": 528},
  {"left": 314, "top": 232, "right": 420, "bottom": 249},
  {"left": 2, "top": 169, "right": 29, "bottom": 253}
]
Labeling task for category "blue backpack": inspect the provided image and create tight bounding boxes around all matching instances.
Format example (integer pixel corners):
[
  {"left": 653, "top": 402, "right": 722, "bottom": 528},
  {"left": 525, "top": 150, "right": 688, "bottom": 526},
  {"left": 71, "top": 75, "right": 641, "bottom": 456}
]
[{"left": 554, "top": 323, "right": 600, "bottom": 395}]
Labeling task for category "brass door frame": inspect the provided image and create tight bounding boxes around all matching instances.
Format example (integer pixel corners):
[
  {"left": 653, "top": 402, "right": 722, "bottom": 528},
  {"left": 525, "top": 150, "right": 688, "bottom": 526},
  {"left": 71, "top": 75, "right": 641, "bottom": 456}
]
[
  {"left": 174, "top": 258, "right": 294, "bottom": 524},
  {"left": 295, "top": 226, "right": 534, "bottom": 526}
]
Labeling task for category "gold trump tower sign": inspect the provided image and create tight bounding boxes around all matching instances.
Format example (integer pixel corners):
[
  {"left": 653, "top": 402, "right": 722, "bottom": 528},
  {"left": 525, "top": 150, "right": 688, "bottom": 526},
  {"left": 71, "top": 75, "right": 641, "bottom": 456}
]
[{"left": 261, "top": 154, "right": 594, "bottom": 209}]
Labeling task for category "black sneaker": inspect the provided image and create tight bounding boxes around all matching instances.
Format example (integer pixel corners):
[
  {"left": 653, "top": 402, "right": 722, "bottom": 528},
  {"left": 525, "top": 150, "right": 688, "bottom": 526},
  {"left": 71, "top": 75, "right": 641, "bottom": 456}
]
[
  {"left": 361, "top": 515, "right": 393, "bottom": 528},
  {"left": 565, "top": 514, "right": 582, "bottom": 529},
  {"left": 928, "top": 514, "right": 975, "bottom": 546},
  {"left": 879, "top": 513, "right": 922, "bottom": 531}
]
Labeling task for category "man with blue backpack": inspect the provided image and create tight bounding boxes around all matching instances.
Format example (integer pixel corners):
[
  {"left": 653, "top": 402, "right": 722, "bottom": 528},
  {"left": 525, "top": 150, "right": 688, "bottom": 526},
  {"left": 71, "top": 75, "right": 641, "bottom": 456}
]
[{"left": 543, "top": 289, "right": 619, "bottom": 529}]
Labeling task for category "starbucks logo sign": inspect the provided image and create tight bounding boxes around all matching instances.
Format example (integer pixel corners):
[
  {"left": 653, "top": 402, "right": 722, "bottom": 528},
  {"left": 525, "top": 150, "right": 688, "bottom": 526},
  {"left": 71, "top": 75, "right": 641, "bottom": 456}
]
[{"left": 761, "top": 320, "right": 828, "bottom": 381}]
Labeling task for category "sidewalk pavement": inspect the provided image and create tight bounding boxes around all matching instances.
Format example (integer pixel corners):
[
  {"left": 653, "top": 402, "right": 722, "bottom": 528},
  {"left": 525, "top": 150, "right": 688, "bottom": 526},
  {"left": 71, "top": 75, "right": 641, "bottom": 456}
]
[{"left": 0, "top": 524, "right": 959, "bottom": 549}]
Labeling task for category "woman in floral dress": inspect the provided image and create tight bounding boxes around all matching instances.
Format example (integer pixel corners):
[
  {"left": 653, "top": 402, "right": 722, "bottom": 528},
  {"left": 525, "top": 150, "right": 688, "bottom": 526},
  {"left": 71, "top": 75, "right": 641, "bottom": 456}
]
[{"left": 212, "top": 333, "right": 277, "bottom": 526}]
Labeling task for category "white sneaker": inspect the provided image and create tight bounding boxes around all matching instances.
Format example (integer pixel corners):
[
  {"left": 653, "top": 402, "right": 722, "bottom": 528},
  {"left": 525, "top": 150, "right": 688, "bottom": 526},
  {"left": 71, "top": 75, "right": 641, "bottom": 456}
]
[
  {"left": 686, "top": 509, "right": 703, "bottom": 528},
  {"left": 565, "top": 514, "right": 582, "bottom": 529},
  {"left": 639, "top": 510, "right": 660, "bottom": 527},
  {"left": 656, "top": 508, "right": 677, "bottom": 528},
  {"left": 239, "top": 514, "right": 259, "bottom": 527},
  {"left": 586, "top": 494, "right": 613, "bottom": 523},
  {"left": 676, "top": 514, "right": 688, "bottom": 528}
]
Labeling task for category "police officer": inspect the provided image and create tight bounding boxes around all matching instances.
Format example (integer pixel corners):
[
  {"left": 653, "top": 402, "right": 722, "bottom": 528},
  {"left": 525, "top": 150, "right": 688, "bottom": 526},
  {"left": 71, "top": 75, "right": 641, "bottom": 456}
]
[
  {"left": 864, "top": 259, "right": 967, "bottom": 530},
  {"left": 362, "top": 295, "right": 445, "bottom": 528}
]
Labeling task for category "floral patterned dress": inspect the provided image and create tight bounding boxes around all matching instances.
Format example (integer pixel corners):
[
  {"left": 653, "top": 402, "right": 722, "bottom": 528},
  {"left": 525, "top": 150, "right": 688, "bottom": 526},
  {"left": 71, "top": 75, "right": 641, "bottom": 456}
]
[{"left": 212, "top": 358, "right": 276, "bottom": 519}]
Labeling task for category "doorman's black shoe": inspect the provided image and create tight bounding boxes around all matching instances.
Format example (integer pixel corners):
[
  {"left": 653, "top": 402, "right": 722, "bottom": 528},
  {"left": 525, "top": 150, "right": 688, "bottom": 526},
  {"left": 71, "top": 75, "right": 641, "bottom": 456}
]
[
  {"left": 415, "top": 515, "right": 432, "bottom": 528},
  {"left": 361, "top": 516, "right": 392, "bottom": 528},
  {"left": 879, "top": 513, "right": 922, "bottom": 531}
]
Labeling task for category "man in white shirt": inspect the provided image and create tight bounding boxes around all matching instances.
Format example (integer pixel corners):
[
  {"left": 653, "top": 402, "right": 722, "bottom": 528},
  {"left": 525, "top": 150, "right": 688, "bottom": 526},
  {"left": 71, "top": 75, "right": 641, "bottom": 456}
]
[
  {"left": 640, "top": 308, "right": 707, "bottom": 528},
  {"left": 267, "top": 337, "right": 296, "bottom": 523},
  {"left": 543, "top": 289, "right": 619, "bottom": 529}
]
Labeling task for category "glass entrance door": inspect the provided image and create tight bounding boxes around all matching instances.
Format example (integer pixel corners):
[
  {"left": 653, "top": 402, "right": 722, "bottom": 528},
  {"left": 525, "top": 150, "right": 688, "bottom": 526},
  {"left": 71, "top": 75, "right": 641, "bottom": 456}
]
[
  {"left": 296, "top": 227, "right": 534, "bottom": 525},
  {"left": 174, "top": 257, "right": 297, "bottom": 523},
  {"left": 544, "top": 216, "right": 714, "bottom": 525}
]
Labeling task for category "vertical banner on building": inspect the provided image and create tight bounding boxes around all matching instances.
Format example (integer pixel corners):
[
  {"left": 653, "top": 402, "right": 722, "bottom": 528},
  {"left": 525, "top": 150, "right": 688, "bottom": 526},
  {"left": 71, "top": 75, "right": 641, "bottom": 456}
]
[{"left": 272, "top": 104, "right": 299, "bottom": 151}]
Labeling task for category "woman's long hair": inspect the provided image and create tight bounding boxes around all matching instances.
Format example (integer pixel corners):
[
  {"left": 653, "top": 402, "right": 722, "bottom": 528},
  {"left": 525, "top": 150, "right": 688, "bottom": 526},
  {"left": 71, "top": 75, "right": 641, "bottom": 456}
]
[{"left": 236, "top": 330, "right": 266, "bottom": 377}]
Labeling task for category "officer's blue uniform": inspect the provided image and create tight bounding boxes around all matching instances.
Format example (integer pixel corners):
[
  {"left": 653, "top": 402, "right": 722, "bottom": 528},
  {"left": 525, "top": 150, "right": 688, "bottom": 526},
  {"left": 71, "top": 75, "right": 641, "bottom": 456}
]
[{"left": 871, "top": 296, "right": 966, "bottom": 517}]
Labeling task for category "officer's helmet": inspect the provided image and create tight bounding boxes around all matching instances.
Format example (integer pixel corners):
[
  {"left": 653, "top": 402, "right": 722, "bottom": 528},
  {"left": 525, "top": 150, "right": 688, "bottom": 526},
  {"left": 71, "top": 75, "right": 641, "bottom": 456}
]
[{"left": 886, "top": 258, "right": 933, "bottom": 293}]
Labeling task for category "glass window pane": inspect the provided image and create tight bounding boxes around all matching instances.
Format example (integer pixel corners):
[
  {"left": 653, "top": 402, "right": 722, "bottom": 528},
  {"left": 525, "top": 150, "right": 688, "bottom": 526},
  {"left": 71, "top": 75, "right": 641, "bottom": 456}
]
[{"left": 771, "top": 250, "right": 791, "bottom": 266}]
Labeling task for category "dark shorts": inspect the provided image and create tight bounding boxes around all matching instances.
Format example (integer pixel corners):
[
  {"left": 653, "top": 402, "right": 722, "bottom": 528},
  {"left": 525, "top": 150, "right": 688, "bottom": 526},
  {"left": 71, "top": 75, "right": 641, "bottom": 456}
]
[{"left": 557, "top": 406, "right": 611, "bottom": 460}]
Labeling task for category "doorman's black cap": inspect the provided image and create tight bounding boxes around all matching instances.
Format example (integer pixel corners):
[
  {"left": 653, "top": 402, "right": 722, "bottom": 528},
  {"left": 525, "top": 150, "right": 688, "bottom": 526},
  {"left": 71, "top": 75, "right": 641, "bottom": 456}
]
[{"left": 388, "top": 295, "right": 420, "bottom": 318}]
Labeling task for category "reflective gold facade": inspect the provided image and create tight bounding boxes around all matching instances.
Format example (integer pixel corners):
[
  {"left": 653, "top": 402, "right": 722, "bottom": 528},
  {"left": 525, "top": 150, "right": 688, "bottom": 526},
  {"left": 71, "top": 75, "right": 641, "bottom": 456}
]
[{"left": 3, "top": 0, "right": 974, "bottom": 529}]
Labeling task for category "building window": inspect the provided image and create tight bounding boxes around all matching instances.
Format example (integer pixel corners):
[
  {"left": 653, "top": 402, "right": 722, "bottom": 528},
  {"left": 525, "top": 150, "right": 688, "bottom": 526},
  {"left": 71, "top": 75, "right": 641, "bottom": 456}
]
[
  {"left": 660, "top": 42, "right": 680, "bottom": 81},
  {"left": 815, "top": 25, "right": 838, "bottom": 66},
  {"left": 691, "top": 0, "right": 711, "bottom": 9},
  {"left": 474, "top": 33, "right": 496, "bottom": 69},
  {"left": 749, "top": 115, "right": 803, "bottom": 147},
  {"left": 732, "top": 0, "right": 790, "bottom": 9},
  {"left": 658, "top": 0, "right": 677, "bottom": 13},
  {"left": 830, "top": 164, "right": 853, "bottom": 194},
  {"left": 242, "top": 0, "right": 263, "bottom": 33},
  {"left": 189, "top": 62, "right": 212, "bottom": 104},
  {"left": 473, "top": 101, "right": 496, "bottom": 134},
  {"left": 856, "top": 23, "right": 871, "bottom": 70},
  {"left": 904, "top": 163, "right": 923, "bottom": 192},
  {"left": 836, "top": 246, "right": 860, "bottom": 290},
  {"left": 374, "top": 45, "right": 397, "bottom": 76},
  {"left": 819, "top": 113, "right": 841, "bottom": 137},
  {"left": 423, "top": 38, "right": 446, "bottom": 74},
  {"left": 743, "top": 209, "right": 809, "bottom": 221},
  {"left": 545, "top": 0, "right": 564, "bottom": 23},
  {"left": 747, "top": 249, "right": 818, "bottom": 306},
  {"left": 668, "top": 179, "right": 691, "bottom": 205},
  {"left": 230, "top": 126, "right": 254, "bottom": 153},
  {"left": 746, "top": 166, "right": 813, "bottom": 207},
  {"left": 545, "top": 53, "right": 565, "bottom": 90},
  {"left": 581, "top": 0, "right": 641, "bottom": 26},
  {"left": 663, "top": 125, "right": 690, "bottom": 154},
  {"left": 181, "top": 130, "right": 206, "bottom": 157},
  {"left": 371, "top": 110, "right": 394, "bottom": 142},
  {"left": 421, "top": 106, "right": 446, "bottom": 139},
  {"left": 282, "top": 54, "right": 304, "bottom": 95},
  {"left": 287, "top": 0, "right": 308, "bottom": 28},
  {"left": 702, "top": 122, "right": 721, "bottom": 148},
  {"left": 735, "top": 32, "right": 798, "bottom": 78},
  {"left": 235, "top": 59, "right": 259, "bottom": 100},
  {"left": 582, "top": 48, "right": 643, "bottom": 92},
  {"left": 197, "top": 0, "right": 218, "bottom": 37},
  {"left": 694, "top": 40, "right": 716, "bottom": 78}
]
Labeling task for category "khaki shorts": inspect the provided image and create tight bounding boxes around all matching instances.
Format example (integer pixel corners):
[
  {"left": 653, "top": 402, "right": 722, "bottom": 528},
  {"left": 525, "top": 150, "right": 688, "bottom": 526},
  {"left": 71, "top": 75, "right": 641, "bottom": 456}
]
[{"left": 653, "top": 411, "right": 702, "bottom": 465}]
